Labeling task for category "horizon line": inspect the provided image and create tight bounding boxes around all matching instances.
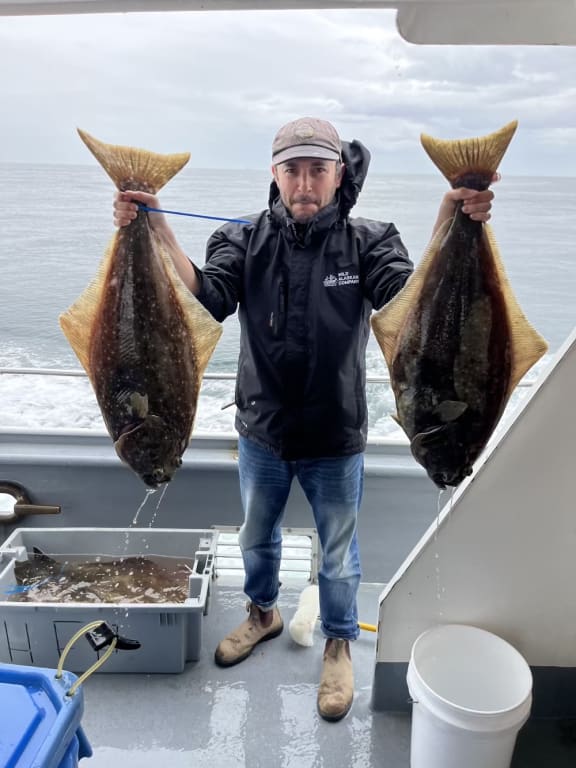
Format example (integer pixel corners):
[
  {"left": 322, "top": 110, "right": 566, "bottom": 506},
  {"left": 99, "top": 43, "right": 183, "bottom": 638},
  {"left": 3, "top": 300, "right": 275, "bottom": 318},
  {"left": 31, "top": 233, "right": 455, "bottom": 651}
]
[{"left": 1, "top": 160, "right": 575, "bottom": 180}]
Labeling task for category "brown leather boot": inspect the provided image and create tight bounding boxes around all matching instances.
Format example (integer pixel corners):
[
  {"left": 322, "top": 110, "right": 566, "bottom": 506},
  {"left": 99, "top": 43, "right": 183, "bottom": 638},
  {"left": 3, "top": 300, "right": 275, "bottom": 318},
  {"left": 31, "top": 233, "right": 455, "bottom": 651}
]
[
  {"left": 317, "top": 638, "right": 354, "bottom": 722},
  {"left": 214, "top": 602, "right": 283, "bottom": 667}
]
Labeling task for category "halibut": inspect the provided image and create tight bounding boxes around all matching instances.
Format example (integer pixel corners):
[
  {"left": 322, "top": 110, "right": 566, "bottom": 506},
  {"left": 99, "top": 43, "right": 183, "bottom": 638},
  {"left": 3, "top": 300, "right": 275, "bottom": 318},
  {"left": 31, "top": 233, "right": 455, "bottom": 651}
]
[
  {"left": 371, "top": 121, "right": 547, "bottom": 488},
  {"left": 60, "top": 130, "right": 222, "bottom": 487},
  {"left": 11, "top": 547, "right": 193, "bottom": 604}
]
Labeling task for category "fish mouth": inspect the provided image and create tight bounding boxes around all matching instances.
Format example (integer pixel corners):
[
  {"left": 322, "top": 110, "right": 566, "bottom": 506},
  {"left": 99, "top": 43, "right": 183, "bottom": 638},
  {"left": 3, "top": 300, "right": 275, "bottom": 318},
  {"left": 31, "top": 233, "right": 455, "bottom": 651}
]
[
  {"left": 431, "top": 474, "right": 448, "bottom": 490},
  {"left": 411, "top": 428, "right": 474, "bottom": 489},
  {"left": 114, "top": 416, "right": 179, "bottom": 488},
  {"left": 431, "top": 465, "right": 474, "bottom": 490},
  {"left": 141, "top": 469, "right": 172, "bottom": 489}
]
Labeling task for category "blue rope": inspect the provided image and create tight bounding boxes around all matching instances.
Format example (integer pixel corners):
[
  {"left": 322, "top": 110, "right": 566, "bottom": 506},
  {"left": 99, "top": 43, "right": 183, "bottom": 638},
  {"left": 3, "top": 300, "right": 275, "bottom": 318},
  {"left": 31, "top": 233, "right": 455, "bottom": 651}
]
[
  {"left": 4, "top": 562, "right": 67, "bottom": 595},
  {"left": 138, "top": 204, "right": 251, "bottom": 225},
  {"left": 4, "top": 577, "right": 52, "bottom": 595}
]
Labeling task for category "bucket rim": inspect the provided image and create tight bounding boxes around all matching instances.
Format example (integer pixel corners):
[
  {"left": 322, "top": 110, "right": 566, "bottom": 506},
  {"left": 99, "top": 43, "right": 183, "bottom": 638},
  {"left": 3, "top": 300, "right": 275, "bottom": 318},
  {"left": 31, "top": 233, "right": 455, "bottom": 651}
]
[{"left": 409, "top": 624, "right": 533, "bottom": 717}]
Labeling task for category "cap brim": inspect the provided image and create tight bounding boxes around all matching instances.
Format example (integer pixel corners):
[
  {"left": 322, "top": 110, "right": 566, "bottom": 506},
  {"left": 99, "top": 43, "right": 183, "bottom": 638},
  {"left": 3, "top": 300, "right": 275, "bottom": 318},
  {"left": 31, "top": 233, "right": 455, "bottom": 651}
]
[{"left": 272, "top": 145, "right": 341, "bottom": 165}]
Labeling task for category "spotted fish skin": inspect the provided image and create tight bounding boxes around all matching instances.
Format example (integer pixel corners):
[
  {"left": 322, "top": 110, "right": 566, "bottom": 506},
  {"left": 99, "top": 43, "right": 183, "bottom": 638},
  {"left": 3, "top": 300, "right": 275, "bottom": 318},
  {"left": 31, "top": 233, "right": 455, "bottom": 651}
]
[
  {"left": 391, "top": 191, "right": 511, "bottom": 488},
  {"left": 371, "top": 122, "right": 548, "bottom": 489},
  {"left": 11, "top": 548, "right": 193, "bottom": 604},
  {"left": 59, "top": 131, "right": 222, "bottom": 487},
  {"left": 89, "top": 210, "right": 197, "bottom": 487}
]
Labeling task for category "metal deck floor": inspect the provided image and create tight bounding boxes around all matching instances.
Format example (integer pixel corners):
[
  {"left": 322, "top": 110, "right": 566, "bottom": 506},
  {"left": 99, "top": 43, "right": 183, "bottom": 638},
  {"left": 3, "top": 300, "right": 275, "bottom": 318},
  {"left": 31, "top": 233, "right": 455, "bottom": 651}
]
[{"left": 79, "top": 582, "right": 576, "bottom": 768}]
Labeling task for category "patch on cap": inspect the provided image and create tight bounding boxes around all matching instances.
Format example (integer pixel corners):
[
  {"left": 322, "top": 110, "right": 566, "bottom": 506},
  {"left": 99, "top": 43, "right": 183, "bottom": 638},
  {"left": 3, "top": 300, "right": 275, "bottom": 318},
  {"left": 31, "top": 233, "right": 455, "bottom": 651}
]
[{"left": 294, "top": 123, "right": 316, "bottom": 140}]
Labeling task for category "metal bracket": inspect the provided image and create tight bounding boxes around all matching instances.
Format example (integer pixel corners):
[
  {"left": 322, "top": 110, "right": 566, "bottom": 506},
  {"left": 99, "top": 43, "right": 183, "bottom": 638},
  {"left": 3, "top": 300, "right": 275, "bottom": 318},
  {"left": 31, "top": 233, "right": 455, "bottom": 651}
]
[{"left": 0, "top": 480, "right": 61, "bottom": 522}]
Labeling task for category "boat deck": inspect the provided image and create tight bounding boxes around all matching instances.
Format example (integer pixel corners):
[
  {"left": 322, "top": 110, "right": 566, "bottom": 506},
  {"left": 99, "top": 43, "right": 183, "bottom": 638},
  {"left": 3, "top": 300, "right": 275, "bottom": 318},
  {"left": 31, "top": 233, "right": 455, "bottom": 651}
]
[{"left": 78, "top": 581, "right": 576, "bottom": 768}]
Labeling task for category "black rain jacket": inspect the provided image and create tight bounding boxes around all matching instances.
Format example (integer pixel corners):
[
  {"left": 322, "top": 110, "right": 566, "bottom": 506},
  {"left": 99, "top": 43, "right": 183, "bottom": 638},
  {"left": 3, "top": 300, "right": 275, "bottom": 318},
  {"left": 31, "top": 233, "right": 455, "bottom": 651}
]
[{"left": 195, "top": 140, "right": 414, "bottom": 460}]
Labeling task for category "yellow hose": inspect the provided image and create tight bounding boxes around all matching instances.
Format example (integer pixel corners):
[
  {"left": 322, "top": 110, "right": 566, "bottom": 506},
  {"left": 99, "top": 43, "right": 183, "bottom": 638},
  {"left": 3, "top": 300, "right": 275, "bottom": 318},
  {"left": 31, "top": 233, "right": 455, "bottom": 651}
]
[{"left": 55, "top": 619, "right": 118, "bottom": 697}]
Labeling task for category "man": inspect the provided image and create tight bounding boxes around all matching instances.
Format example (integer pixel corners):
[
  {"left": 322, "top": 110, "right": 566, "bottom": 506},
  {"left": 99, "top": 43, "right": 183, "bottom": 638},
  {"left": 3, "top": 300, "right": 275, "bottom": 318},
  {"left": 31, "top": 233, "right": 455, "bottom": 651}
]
[{"left": 114, "top": 117, "right": 495, "bottom": 722}]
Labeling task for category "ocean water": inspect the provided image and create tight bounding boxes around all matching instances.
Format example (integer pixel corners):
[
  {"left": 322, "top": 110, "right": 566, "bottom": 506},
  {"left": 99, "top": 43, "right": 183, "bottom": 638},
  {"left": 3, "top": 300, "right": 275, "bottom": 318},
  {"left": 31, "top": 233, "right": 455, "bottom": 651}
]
[{"left": 0, "top": 163, "right": 575, "bottom": 438}]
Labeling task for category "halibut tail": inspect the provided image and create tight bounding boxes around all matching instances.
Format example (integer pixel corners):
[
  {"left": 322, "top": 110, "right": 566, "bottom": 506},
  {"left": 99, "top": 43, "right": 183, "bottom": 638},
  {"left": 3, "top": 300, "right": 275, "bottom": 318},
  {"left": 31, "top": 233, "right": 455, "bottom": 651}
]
[
  {"left": 420, "top": 120, "right": 518, "bottom": 187},
  {"left": 77, "top": 128, "right": 190, "bottom": 193}
]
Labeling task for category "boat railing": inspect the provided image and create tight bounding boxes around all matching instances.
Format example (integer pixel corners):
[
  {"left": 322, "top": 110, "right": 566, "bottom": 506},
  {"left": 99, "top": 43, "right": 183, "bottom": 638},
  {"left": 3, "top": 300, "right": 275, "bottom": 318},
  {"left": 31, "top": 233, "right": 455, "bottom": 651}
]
[
  {"left": 0, "top": 366, "right": 536, "bottom": 387},
  {"left": 3, "top": 368, "right": 240, "bottom": 380},
  {"left": 0, "top": 365, "right": 539, "bottom": 465},
  {"left": 0, "top": 365, "right": 538, "bottom": 440}
]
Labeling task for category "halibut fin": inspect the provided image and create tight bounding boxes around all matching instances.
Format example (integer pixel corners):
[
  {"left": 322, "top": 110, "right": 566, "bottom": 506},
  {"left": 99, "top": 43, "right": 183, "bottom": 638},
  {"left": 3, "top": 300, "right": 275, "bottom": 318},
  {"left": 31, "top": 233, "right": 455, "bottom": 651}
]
[
  {"left": 371, "top": 218, "right": 451, "bottom": 368},
  {"left": 435, "top": 400, "right": 468, "bottom": 422},
  {"left": 156, "top": 242, "right": 223, "bottom": 384},
  {"left": 59, "top": 238, "right": 115, "bottom": 377},
  {"left": 420, "top": 120, "right": 518, "bottom": 184},
  {"left": 76, "top": 128, "right": 190, "bottom": 193},
  {"left": 483, "top": 224, "right": 548, "bottom": 395}
]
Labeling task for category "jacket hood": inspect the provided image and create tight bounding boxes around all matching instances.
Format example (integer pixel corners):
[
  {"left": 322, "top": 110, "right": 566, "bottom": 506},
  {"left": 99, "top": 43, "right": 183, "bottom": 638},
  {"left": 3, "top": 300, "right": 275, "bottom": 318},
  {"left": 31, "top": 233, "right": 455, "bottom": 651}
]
[{"left": 268, "top": 138, "right": 371, "bottom": 220}]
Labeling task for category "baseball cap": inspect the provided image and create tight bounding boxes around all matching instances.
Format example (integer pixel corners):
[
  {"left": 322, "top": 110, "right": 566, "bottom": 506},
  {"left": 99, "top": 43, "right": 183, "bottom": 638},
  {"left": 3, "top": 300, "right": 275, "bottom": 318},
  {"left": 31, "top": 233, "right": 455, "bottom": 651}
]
[{"left": 271, "top": 117, "right": 342, "bottom": 165}]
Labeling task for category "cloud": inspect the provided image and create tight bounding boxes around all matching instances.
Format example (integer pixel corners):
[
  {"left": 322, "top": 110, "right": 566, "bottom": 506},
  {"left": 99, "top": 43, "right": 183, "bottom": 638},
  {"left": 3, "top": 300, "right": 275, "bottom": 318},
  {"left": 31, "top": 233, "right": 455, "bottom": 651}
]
[{"left": 1, "top": 9, "right": 575, "bottom": 174}]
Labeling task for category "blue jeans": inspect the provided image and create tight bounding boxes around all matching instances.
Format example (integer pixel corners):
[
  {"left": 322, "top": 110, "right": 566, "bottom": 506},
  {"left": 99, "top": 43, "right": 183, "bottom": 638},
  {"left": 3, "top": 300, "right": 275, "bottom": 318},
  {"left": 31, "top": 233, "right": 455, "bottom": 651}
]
[{"left": 237, "top": 436, "right": 363, "bottom": 641}]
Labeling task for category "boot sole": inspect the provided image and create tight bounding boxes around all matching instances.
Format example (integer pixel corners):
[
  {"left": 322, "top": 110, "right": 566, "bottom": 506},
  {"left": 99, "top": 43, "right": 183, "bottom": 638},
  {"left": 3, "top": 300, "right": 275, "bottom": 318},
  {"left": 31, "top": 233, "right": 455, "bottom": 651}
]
[
  {"left": 317, "top": 697, "right": 353, "bottom": 722},
  {"left": 214, "top": 623, "right": 284, "bottom": 668}
]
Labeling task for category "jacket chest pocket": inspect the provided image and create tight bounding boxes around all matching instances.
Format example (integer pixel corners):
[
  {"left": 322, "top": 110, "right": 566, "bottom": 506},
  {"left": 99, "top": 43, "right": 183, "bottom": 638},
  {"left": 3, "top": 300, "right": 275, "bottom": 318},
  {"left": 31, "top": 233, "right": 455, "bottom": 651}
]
[
  {"left": 269, "top": 280, "right": 286, "bottom": 338},
  {"left": 321, "top": 268, "right": 364, "bottom": 328}
]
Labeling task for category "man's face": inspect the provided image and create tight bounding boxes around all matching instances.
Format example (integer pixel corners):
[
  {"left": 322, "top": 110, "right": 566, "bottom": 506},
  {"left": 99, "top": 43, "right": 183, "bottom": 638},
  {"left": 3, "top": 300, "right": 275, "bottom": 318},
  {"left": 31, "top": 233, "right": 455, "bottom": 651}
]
[{"left": 272, "top": 158, "right": 344, "bottom": 223}]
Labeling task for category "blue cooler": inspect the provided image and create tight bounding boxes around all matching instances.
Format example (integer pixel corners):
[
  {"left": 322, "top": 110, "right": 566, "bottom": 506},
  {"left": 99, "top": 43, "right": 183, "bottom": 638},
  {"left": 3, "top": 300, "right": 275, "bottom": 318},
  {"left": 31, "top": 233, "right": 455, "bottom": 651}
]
[{"left": 0, "top": 662, "right": 92, "bottom": 768}]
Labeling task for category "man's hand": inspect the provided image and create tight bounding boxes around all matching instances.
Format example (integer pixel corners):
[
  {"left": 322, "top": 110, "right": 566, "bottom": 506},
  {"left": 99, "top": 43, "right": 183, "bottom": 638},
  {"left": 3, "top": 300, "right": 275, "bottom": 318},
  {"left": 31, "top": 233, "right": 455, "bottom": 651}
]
[
  {"left": 112, "top": 189, "right": 200, "bottom": 295},
  {"left": 432, "top": 173, "right": 500, "bottom": 236},
  {"left": 113, "top": 190, "right": 169, "bottom": 235}
]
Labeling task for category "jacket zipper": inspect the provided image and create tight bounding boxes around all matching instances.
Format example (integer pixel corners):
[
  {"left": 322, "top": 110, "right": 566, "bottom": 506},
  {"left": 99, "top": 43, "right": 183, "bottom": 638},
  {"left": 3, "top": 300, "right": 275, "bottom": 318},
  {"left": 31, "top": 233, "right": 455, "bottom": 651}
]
[{"left": 270, "top": 280, "right": 285, "bottom": 337}]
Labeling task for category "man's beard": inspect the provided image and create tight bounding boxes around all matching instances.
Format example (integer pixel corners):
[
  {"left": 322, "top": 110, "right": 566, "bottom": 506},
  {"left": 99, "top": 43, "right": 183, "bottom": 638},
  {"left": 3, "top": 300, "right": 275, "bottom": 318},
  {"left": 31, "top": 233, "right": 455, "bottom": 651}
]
[{"left": 290, "top": 197, "right": 319, "bottom": 222}]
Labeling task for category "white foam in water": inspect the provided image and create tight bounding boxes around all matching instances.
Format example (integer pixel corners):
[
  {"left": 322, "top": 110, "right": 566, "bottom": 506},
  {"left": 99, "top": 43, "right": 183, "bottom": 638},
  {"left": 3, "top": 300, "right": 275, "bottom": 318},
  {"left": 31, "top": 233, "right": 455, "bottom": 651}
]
[
  {"left": 0, "top": 349, "right": 549, "bottom": 440},
  {"left": 0, "top": 365, "right": 237, "bottom": 434},
  {"left": 0, "top": 344, "right": 406, "bottom": 438}
]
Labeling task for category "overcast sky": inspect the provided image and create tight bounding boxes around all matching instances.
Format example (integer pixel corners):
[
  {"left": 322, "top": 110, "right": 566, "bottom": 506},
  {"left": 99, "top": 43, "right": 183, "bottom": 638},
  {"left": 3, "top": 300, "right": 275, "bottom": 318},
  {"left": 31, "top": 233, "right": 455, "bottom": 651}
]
[{"left": 1, "top": 9, "right": 575, "bottom": 175}]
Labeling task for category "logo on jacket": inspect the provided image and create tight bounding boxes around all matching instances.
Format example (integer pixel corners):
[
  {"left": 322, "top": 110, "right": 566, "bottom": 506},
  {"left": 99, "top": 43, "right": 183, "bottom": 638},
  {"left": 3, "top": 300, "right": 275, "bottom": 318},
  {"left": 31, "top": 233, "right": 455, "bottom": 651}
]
[{"left": 323, "top": 271, "right": 359, "bottom": 288}]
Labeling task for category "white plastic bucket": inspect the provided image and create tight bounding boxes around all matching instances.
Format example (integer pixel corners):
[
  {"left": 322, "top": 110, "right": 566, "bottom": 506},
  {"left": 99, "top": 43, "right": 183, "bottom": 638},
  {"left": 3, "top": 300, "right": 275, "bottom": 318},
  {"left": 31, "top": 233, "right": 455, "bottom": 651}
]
[{"left": 407, "top": 624, "right": 533, "bottom": 768}]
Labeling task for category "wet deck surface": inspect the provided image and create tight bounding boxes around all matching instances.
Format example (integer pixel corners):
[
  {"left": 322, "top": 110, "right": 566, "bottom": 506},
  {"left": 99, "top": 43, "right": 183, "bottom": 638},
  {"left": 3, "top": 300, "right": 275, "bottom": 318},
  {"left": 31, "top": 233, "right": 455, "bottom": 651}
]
[{"left": 79, "top": 581, "right": 576, "bottom": 768}]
